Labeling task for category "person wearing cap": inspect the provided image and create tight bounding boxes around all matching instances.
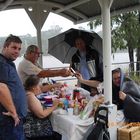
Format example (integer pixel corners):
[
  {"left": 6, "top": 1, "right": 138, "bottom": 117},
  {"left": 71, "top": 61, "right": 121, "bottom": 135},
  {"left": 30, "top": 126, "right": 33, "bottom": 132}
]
[
  {"left": 18, "top": 45, "right": 72, "bottom": 92},
  {"left": 0, "top": 35, "right": 27, "bottom": 140}
]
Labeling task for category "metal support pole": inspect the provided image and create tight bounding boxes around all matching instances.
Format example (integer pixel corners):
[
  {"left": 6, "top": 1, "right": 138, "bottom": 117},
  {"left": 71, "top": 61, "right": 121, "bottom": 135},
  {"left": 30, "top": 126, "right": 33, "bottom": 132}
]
[
  {"left": 25, "top": 3, "right": 50, "bottom": 67},
  {"left": 98, "top": 0, "right": 113, "bottom": 104}
]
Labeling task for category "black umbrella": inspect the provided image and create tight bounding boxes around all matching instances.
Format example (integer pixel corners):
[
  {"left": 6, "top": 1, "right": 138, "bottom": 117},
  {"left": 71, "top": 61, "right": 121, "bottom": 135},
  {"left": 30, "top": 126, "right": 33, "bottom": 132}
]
[
  {"left": 64, "top": 28, "right": 94, "bottom": 47},
  {"left": 48, "top": 28, "right": 102, "bottom": 63}
]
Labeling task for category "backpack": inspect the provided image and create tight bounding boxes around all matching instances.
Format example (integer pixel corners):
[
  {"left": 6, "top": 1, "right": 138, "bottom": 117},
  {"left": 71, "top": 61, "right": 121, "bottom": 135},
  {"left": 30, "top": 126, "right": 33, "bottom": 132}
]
[{"left": 87, "top": 106, "right": 110, "bottom": 140}]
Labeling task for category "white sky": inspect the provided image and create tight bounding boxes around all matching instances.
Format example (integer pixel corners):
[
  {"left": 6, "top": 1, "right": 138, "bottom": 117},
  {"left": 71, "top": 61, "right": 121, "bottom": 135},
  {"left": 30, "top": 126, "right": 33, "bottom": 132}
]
[{"left": 0, "top": 9, "right": 97, "bottom": 37}]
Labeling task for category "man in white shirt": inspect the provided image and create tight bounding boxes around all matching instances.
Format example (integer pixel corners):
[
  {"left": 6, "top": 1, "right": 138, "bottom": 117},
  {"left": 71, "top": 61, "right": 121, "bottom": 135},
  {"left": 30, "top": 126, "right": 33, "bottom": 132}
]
[{"left": 18, "top": 45, "right": 72, "bottom": 91}]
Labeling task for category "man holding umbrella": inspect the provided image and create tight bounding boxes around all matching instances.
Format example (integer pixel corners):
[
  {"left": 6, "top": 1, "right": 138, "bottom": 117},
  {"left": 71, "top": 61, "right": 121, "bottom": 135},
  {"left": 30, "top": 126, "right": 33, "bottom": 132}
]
[{"left": 70, "top": 36, "right": 103, "bottom": 90}]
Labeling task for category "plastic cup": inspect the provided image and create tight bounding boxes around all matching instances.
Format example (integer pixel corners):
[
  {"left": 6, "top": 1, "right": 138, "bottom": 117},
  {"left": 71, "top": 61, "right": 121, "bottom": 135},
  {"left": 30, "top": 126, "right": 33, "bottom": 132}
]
[{"left": 67, "top": 108, "right": 73, "bottom": 116}]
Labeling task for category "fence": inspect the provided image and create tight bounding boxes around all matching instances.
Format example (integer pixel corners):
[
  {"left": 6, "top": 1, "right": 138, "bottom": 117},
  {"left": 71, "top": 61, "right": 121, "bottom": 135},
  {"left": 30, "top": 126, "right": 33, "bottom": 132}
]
[
  {"left": 46, "top": 61, "right": 140, "bottom": 86},
  {"left": 112, "top": 61, "right": 140, "bottom": 76}
]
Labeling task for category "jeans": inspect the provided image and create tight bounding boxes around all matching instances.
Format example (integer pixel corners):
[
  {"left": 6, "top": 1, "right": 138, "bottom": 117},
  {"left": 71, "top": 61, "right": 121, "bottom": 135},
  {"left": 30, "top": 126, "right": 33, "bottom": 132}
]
[{"left": 0, "top": 117, "right": 25, "bottom": 140}]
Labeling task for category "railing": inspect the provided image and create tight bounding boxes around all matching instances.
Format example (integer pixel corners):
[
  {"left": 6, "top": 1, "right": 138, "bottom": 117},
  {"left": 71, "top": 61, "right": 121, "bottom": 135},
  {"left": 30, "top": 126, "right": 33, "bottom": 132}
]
[
  {"left": 46, "top": 61, "right": 140, "bottom": 85},
  {"left": 112, "top": 61, "right": 140, "bottom": 85},
  {"left": 112, "top": 61, "right": 140, "bottom": 76}
]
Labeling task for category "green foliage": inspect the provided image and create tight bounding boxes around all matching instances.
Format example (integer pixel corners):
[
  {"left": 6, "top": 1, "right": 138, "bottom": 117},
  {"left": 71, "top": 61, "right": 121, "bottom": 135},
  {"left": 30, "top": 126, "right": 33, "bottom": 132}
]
[
  {"left": 112, "top": 11, "right": 140, "bottom": 51},
  {"left": 88, "top": 11, "right": 140, "bottom": 53},
  {"left": 129, "top": 73, "right": 140, "bottom": 85},
  {"left": 88, "top": 11, "right": 140, "bottom": 72}
]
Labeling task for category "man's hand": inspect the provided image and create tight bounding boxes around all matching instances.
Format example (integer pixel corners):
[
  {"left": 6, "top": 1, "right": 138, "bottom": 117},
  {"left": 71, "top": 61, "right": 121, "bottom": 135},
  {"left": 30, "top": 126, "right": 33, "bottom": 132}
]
[
  {"left": 2, "top": 112, "right": 20, "bottom": 126},
  {"left": 0, "top": 83, "right": 20, "bottom": 126},
  {"left": 60, "top": 68, "right": 72, "bottom": 77},
  {"left": 75, "top": 72, "right": 83, "bottom": 82}
]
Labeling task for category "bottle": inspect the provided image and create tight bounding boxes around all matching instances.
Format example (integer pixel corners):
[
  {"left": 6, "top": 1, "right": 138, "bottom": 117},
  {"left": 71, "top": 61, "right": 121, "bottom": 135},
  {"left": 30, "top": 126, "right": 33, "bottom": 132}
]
[
  {"left": 73, "top": 98, "right": 79, "bottom": 115},
  {"left": 63, "top": 98, "right": 69, "bottom": 111},
  {"left": 73, "top": 89, "right": 80, "bottom": 100}
]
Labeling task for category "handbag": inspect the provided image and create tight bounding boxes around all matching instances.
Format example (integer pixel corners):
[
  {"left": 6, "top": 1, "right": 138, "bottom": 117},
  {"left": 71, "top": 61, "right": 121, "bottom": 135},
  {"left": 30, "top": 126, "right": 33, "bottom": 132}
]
[
  {"left": 87, "top": 106, "right": 110, "bottom": 140},
  {"left": 23, "top": 112, "right": 53, "bottom": 138}
]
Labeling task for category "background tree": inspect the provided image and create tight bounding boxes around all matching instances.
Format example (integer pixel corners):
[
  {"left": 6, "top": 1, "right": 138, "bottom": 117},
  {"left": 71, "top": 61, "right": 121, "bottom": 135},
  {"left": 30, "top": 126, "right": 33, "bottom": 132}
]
[
  {"left": 88, "top": 11, "right": 140, "bottom": 75},
  {"left": 0, "top": 25, "right": 62, "bottom": 56}
]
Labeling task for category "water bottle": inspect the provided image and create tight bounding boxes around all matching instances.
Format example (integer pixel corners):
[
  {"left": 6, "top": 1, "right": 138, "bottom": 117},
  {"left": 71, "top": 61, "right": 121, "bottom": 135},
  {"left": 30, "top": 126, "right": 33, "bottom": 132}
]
[{"left": 63, "top": 98, "right": 69, "bottom": 111}]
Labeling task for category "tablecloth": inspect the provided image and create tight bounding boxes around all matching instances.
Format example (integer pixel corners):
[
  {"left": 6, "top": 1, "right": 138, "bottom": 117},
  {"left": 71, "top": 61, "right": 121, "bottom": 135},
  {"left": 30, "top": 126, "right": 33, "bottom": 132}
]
[{"left": 51, "top": 109, "right": 94, "bottom": 140}]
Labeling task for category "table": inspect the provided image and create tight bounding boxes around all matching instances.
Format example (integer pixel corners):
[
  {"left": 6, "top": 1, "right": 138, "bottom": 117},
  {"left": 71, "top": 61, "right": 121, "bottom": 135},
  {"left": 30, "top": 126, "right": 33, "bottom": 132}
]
[{"left": 51, "top": 108, "right": 94, "bottom": 140}]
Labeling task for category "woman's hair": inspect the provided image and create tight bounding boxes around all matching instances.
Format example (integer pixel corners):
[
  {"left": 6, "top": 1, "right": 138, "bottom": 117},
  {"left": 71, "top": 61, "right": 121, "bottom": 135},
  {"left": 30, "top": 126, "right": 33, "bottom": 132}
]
[
  {"left": 24, "top": 75, "right": 40, "bottom": 90},
  {"left": 112, "top": 68, "right": 121, "bottom": 75}
]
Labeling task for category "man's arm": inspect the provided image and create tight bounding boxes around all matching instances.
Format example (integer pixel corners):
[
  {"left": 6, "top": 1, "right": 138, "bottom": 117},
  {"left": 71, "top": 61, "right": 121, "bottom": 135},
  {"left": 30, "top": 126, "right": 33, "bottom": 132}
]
[
  {"left": 0, "top": 83, "right": 19, "bottom": 126},
  {"left": 37, "top": 68, "right": 71, "bottom": 78},
  {"left": 76, "top": 73, "right": 101, "bottom": 87}
]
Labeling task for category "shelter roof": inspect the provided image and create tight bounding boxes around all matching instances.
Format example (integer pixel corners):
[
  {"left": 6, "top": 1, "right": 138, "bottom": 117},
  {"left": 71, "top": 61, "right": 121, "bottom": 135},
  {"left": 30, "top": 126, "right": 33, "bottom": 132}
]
[{"left": 0, "top": 0, "right": 139, "bottom": 24}]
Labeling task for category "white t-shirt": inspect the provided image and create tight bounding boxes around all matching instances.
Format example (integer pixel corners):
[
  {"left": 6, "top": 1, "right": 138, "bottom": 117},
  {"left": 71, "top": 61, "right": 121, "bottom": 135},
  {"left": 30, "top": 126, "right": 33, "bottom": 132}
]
[{"left": 18, "top": 58, "right": 42, "bottom": 84}]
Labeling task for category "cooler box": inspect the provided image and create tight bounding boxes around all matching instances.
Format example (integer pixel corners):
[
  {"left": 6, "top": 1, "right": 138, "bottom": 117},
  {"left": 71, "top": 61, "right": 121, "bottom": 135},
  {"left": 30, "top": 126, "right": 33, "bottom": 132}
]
[{"left": 118, "top": 124, "right": 140, "bottom": 140}]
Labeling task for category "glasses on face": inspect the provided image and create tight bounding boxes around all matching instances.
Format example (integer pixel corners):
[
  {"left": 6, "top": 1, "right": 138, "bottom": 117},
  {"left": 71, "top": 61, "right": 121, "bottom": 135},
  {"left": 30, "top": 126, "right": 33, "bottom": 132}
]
[{"left": 31, "top": 51, "right": 43, "bottom": 56}]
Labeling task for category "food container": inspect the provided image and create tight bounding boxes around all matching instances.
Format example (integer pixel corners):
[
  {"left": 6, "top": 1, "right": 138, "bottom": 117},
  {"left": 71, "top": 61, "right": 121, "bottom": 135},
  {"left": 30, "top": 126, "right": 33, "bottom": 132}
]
[
  {"left": 118, "top": 123, "right": 140, "bottom": 140},
  {"left": 73, "top": 89, "right": 80, "bottom": 100}
]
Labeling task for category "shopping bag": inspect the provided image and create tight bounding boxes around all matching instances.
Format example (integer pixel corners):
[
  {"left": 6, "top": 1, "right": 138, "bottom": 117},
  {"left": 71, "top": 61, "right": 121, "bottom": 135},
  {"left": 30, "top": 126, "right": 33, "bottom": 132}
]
[{"left": 87, "top": 106, "right": 110, "bottom": 140}]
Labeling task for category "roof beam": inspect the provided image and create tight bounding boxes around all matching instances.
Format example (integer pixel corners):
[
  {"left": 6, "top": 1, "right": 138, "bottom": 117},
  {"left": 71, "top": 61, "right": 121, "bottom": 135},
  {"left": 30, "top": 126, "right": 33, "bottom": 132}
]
[
  {"left": 58, "top": 13, "right": 75, "bottom": 22},
  {"left": 55, "top": 0, "right": 90, "bottom": 14},
  {"left": 40, "top": 1, "right": 88, "bottom": 20},
  {"left": 48, "top": 1, "right": 88, "bottom": 20},
  {"left": 0, "top": 0, "right": 14, "bottom": 11},
  {"left": 67, "top": 8, "right": 88, "bottom": 20},
  {"left": 75, "top": 4, "right": 140, "bottom": 24},
  {"left": 10, "top": 0, "right": 88, "bottom": 21}
]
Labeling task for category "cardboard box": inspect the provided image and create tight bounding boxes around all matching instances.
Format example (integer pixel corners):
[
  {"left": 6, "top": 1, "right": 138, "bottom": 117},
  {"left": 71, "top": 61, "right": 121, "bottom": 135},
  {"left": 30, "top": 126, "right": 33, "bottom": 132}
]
[{"left": 118, "top": 124, "right": 140, "bottom": 140}]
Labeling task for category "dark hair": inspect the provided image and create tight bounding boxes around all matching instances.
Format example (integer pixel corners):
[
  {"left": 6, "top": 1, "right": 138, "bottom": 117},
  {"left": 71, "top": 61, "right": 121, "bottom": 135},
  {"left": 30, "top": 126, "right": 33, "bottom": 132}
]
[
  {"left": 24, "top": 75, "right": 40, "bottom": 90},
  {"left": 3, "top": 34, "right": 22, "bottom": 48},
  {"left": 74, "top": 36, "right": 86, "bottom": 43}
]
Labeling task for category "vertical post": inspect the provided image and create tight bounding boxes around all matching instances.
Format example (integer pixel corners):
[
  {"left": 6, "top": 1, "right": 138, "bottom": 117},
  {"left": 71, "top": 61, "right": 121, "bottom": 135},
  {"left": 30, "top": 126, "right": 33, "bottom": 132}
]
[
  {"left": 98, "top": 0, "right": 113, "bottom": 104},
  {"left": 25, "top": 3, "right": 50, "bottom": 67},
  {"left": 98, "top": 1, "right": 117, "bottom": 140},
  {"left": 36, "top": 28, "right": 43, "bottom": 66}
]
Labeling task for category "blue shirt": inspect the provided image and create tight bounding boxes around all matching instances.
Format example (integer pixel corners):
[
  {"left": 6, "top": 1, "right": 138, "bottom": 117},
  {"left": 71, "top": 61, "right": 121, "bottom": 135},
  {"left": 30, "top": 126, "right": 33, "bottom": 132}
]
[
  {"left": 79, "top": 52, "right": 90, "bottom": 80},
  {"left": 0, "top": 54, "right": 27, "bottom": 120}
]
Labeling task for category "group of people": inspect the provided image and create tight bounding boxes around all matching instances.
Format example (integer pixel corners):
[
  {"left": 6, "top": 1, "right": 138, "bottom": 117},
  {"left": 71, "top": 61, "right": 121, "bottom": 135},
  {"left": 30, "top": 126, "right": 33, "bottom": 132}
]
[
  {"left": 70, "top": 36, "right": 140, "bottom": 123},
  {"left": 0, "top": 34, "right": 140, "bottom": 140},
  {"left": 0, "top": 34, "right": 103, "bottom": 139},
  {"left": 0, "top": 35, "right": 72, "bottom": 140}
]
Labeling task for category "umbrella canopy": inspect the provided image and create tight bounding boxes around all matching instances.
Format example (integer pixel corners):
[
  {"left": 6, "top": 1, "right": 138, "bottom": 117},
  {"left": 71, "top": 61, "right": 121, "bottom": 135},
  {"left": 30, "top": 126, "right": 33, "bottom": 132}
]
[
  {"left": 64, "top": 28, "right": 94, "bottom": 47},
  {"left": 48, "top": 28, "right": 102, "bottom": 63}
]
